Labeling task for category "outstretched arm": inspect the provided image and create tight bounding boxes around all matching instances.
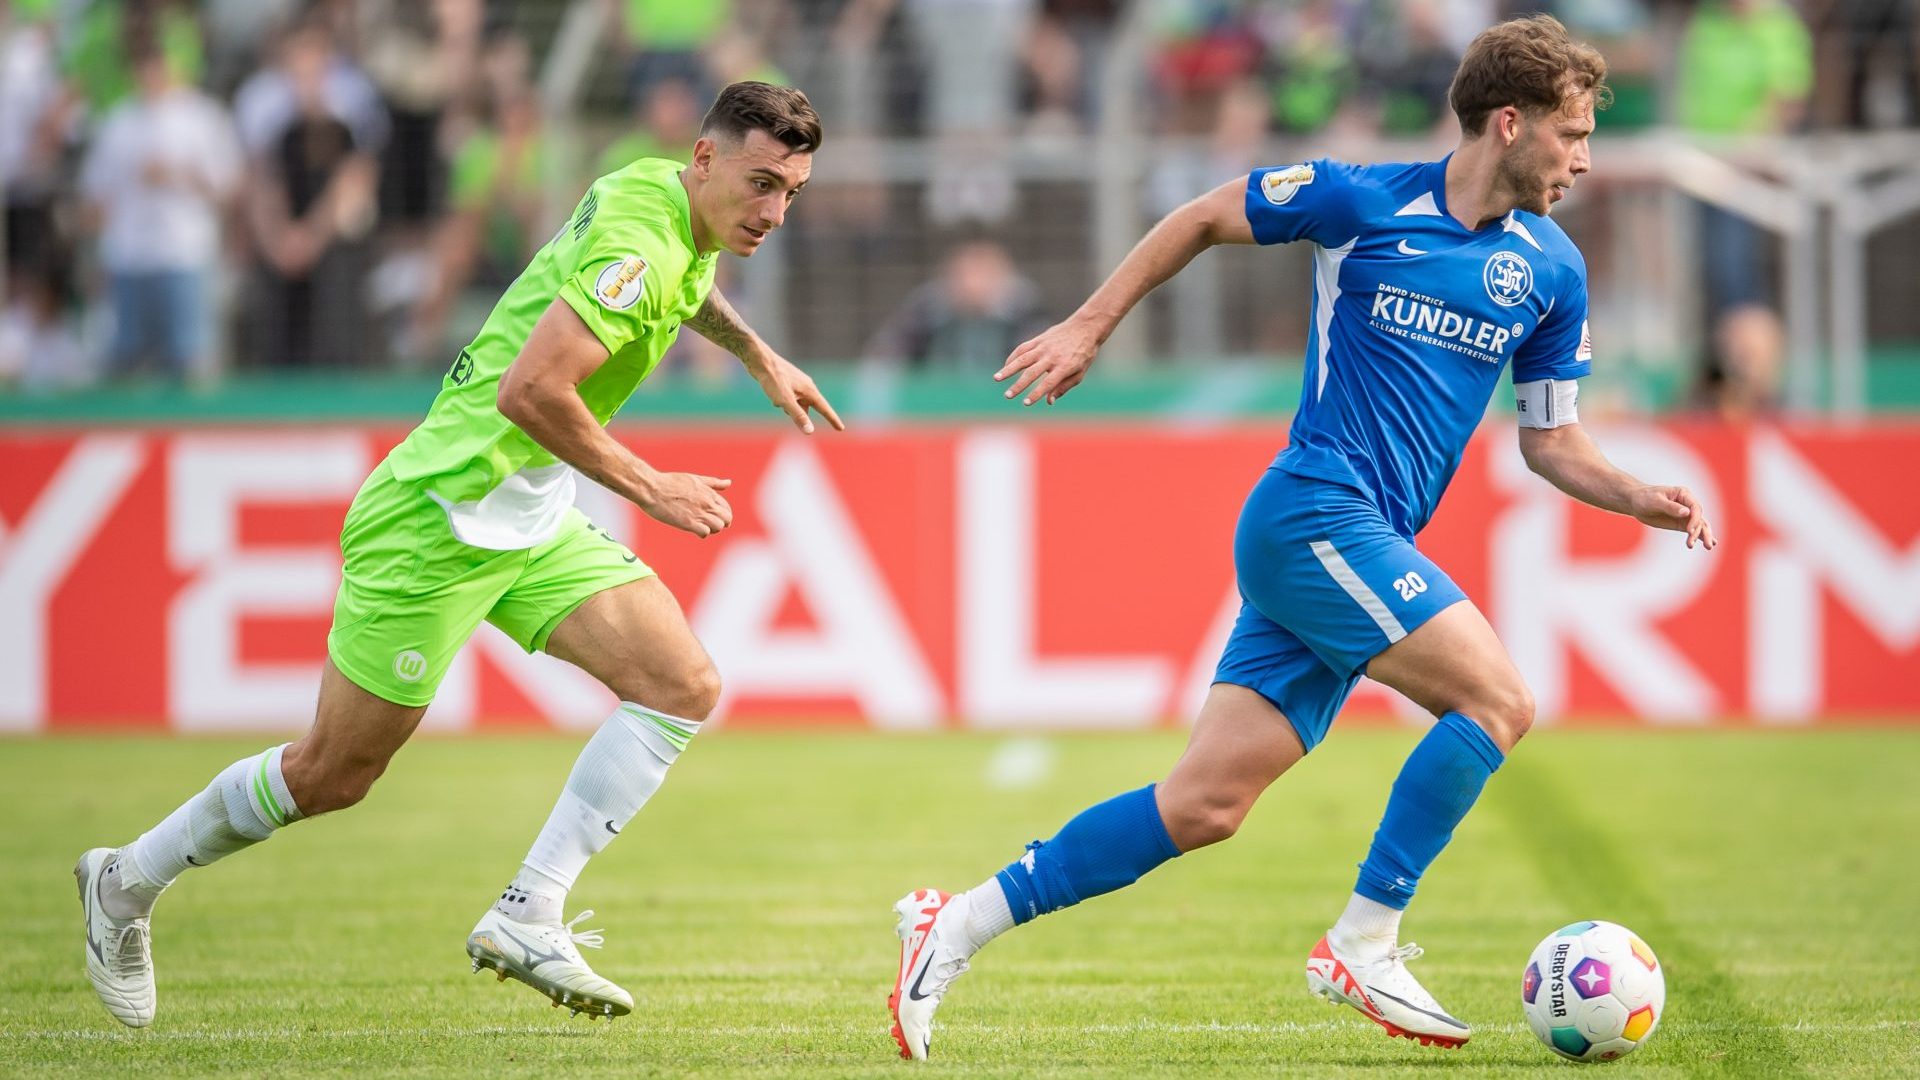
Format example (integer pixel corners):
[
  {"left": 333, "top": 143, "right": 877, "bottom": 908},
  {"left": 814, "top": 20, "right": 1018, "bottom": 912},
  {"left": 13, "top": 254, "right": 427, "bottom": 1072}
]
[
  {"left": 682, "top": 286, "right": 762, "bottom": 360},
  {"left": 685, "top": 287, "right": 844, "bottom": 433},
  {"left": 1518, "top": 423, "right": 1717, "bottom": 550},
  {"left": 996, "top": 176, "right": 1255, "bottom": 406}
]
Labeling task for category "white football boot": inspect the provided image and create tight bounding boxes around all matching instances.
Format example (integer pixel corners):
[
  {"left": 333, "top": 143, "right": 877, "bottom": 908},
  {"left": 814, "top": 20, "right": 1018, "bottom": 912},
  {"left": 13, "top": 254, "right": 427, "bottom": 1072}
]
[
  {"left": 466, "top": 907, "right": 633, "bottom": 1019},
  {"left": 889, "top": 889, "right": 971, "bottom": 1060},
  {"left": 74, "top": 848, "right": 157, "bottom": 1028},
  {"left": 1306, "top": 933, "right": 1471, "bottom": 1048}
]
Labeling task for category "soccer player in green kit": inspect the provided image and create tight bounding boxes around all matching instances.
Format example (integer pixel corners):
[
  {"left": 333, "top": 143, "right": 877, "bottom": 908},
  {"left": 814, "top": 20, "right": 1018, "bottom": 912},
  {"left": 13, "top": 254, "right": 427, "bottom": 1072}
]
[{"left": 75, "top": 83, "right": 840, "bottom": 1026}]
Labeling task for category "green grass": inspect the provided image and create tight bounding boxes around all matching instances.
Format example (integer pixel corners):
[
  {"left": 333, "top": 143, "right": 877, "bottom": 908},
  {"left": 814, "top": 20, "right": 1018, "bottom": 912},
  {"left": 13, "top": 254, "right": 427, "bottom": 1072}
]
[{"left": 3, "top": 729, "right": 1917, "bottom": 1077}]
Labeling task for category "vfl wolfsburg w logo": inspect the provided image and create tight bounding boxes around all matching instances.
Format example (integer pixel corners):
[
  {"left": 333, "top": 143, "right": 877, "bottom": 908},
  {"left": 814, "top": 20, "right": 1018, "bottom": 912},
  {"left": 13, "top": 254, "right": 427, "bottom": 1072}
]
[
  {"left": 393, "top": 650, "right": 427, "bottom": 683},
  {"left": 1484, "top": 250, "right": 1533, "bottom": 307}
]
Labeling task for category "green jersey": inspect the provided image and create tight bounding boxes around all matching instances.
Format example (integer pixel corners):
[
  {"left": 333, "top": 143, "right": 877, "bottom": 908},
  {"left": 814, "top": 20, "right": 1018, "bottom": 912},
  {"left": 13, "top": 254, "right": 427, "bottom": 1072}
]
[
  {"left": 388, "top": 158, "right": 719, "bottom": 508},
  {"left": 1677, "top": 1, "right": 1811, "bottom": 135}
]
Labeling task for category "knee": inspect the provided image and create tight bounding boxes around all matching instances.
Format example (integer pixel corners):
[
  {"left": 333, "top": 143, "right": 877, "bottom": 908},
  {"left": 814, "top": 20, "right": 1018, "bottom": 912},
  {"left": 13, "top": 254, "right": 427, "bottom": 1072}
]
[
  {"left": 1468, "top": 681, "right": 1535, "bottom": 751},
  {"left": 282, "top": 746, "right": 386, "bottom": 816},
  {"left": 683, "top": 663, "right": 723, "bottom": 720},
  {"left": 308, "top": 774, "right": 377, "bottom": 815},
  {"left": 624, "top": 661, "right": 722, "bottom": 722},
  {"left": 1157, "top": 785, "right": 1251, "bottom": 852}
]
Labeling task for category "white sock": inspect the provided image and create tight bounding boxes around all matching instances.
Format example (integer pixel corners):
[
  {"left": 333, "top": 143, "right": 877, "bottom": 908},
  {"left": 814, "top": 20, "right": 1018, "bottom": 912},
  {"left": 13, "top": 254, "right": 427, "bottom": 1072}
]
[
  {"left": 1330, "top": 892, "right": 1403, "bottom": 958},
  {"left": 949, "top": 877, "right": 1016, "bottom": 957},
  {"left": 110, "top": 745, "right": 302, "bottom": 919},
  {"left": 495, "top": 873, "right": 564, "bottom": 926},
  {"left": 496, "top": 702, "right": 699, "bottom": 924}
]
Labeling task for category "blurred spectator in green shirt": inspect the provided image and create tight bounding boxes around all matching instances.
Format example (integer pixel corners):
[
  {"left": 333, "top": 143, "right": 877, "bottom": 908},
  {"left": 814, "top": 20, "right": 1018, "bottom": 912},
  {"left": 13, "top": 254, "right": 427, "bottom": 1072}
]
[
  {"left": 1679, "top": 0, "right": 1813, "bottom": 134},
  {"left": 610, "top": 0, "right": 730, "bottom": 102},
  {"left": 597, "top": 75, "right": 703, "bottom": 178},
  {"left": 1678, "top": 0, "right": 1811, "bottom": 420},
  {"left": 1262, "top": 0, "right": 1358, "bottom": 137},
  {"left": 63, "top": 0, "right": 203, "bottom": 113},
  {"left": 1356, "top": 0, "right": 1461, "bottom": 138},
  {"left": 406, "top": 28, "right": 545, "bottom": 362}
]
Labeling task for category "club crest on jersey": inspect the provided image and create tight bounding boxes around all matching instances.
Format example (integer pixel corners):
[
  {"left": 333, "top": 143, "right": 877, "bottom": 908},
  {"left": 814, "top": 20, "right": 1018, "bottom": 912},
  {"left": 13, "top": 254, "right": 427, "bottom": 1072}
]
[
  {"left": 595, "top": 255, "right": 648, "bottom": 310},
  {"left": 1483, "top": 250, "right": 1533, "bottom": 307},
  {"left": 1260, "top": 164, "right": 1315, "bottom": 205}
]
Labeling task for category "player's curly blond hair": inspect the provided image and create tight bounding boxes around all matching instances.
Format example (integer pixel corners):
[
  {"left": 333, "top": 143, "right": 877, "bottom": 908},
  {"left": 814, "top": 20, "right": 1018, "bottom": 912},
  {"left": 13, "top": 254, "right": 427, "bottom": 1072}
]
[{"left": 1450, "top": 14, "right": 1611, "bottom": 136}]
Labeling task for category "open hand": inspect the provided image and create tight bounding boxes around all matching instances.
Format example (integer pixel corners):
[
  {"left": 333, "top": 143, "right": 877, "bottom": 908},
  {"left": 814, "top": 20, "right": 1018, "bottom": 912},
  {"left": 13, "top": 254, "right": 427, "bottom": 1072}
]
[
  {"left": 750, "top": 349, "right": 844, "bottom": 434},
  {"left": 995, "top": 319, "right": 1100, "bottom": 406}
]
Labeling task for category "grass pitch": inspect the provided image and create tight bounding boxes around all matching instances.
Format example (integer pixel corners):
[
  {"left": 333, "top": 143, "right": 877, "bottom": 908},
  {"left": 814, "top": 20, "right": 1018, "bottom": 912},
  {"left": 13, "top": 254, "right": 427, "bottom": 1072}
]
[{"left": 3, "top": 727, "right": 1917, "bottom": 1078}]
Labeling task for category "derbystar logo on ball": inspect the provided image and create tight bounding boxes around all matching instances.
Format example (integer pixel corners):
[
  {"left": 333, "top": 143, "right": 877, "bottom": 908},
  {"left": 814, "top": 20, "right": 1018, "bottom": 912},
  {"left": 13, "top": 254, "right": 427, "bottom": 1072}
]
[{"left": 1522, "top": 920, "right": 1665, "bottom": 1063}]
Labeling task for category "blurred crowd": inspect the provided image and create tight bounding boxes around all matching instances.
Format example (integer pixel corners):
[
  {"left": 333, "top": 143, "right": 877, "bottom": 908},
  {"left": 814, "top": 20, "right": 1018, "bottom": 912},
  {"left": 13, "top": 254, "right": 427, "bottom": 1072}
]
[{"left": 1, "top": 0, "right": 1915, "bottom": 411}]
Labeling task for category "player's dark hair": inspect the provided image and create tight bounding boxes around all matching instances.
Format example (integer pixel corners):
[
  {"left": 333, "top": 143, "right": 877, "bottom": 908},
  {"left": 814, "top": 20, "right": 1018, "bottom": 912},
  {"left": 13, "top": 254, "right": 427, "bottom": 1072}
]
[
  {"left": 700, "top": 82, "right": 823, "bottom": 154},
  {"left": 1450, "top": 15, "right": 1611, "bottom": 136}
]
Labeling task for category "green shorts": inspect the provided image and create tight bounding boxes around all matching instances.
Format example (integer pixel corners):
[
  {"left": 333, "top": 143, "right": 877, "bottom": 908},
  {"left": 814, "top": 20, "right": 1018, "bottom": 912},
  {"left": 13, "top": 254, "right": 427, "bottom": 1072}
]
[{"left": 327, "top": 461, "right": 655, "bottom": 706}]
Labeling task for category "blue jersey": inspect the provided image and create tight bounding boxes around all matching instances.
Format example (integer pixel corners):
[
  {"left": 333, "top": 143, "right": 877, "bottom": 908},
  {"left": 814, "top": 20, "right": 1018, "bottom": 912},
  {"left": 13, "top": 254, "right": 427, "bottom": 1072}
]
[{"left": 1245, "top": 156, "right": 1592, "bottom": 537}]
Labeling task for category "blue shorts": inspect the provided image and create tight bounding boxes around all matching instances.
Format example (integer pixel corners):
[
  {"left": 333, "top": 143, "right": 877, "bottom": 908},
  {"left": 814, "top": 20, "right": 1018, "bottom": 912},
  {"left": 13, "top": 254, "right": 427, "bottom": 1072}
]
[{"left": 1213, "top": 468, "right": 1466, "bottom": 752}]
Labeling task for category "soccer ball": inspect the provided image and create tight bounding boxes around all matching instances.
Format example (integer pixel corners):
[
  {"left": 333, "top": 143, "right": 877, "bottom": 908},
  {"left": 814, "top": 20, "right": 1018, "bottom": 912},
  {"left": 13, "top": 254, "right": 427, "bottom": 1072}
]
[{"left": 1520, "top": 920, "right": 1665, "bottom": 1062}]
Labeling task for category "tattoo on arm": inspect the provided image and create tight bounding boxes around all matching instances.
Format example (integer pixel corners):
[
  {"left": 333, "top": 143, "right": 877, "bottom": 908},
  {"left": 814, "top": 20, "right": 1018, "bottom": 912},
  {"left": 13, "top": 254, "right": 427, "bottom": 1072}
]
[{"left": 685, "top": 288, "right": 759, "bottom": 360}]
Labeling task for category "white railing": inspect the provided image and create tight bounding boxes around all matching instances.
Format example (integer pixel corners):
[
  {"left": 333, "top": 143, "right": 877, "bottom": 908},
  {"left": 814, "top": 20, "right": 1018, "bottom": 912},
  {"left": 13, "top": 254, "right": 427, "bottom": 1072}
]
[{"left": 528, "top": 2, "right": 1920, "bottom": 415}]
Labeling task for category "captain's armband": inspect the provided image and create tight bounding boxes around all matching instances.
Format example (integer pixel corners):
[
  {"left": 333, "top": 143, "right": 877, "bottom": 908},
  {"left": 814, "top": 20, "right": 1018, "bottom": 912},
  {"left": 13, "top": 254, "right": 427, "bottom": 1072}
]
[{"left": 1514, "top": 378, "right": 1579, "bottom": 429}]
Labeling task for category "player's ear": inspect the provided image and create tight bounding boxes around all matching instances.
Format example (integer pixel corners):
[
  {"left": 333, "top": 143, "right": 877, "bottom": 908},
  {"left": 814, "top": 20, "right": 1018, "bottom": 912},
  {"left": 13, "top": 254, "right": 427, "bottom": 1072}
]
[
  {"left": 691, "top": 135, "right": 719, "bottom": 178},
  {"left": 1499, "top": 107, "right": 1522, "bottom": 147}
]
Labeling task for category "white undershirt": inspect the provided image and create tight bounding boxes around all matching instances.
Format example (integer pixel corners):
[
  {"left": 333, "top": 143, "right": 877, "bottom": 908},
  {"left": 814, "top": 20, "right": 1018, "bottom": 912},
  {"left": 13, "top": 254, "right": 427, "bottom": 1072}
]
[{"left": 429, "top": 463, "right": 577, "bottom": 550}]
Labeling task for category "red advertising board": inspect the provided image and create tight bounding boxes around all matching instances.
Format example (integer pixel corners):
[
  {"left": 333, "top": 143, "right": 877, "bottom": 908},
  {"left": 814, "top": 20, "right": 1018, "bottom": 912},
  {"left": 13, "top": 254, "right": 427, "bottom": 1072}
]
[{"left": 3, "top": 422, "right": 1916, "bottom": 732}]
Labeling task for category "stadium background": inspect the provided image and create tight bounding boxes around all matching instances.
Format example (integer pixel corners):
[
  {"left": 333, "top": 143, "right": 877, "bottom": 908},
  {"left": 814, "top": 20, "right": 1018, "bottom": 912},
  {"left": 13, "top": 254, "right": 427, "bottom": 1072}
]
[
  {"left": 4, "top": 0, "right": 1919, "bottom": 732},
  {"left": 4, "top": 2, "right": 1920, "bottom": 1075}
]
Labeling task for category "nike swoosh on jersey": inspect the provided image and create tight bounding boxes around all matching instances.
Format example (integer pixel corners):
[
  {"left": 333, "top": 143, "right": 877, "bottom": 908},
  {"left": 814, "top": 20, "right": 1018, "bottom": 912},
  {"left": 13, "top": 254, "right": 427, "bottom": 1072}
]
[{"left": 1397, "top": 240, "right": 1427, "bottom": 256}]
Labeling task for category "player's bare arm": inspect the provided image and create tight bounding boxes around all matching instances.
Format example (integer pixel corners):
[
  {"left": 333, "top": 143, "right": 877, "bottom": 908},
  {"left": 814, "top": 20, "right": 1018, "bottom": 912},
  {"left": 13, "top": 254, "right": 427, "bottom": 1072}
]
[
  {"left": 997, "top": 177, "right": 1255, "bottom": 406},
  {"left": 1517, "top": 423, "right": 1717, "bottom": 549},
  {"left": 684, "top": 286, "right": 844, "bottom": 434},
  {"left": 498, "top": 297, "right": 734, "bottom": 538}
]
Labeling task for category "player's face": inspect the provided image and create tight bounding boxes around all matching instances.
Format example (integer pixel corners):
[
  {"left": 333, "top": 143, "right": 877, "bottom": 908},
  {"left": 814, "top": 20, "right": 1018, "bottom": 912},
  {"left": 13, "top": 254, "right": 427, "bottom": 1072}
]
[
  {"left": 1500, "top": 92, "right": 1594, "bottom": 216},
  {"left": 690, "top": 130, "right": 811, "bottom": 257}
]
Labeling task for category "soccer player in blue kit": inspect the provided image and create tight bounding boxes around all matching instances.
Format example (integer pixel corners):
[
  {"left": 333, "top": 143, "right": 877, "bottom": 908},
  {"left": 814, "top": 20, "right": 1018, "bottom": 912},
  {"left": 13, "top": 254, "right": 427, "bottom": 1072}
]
[{"left": 888, "top": 15, "right": 1717, "bottom": 1060}]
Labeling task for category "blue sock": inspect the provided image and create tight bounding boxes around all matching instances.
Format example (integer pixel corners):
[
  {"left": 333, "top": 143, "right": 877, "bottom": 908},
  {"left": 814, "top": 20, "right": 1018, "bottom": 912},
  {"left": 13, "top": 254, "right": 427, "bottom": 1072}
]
[
  {"left": 994, "top": 784, "right": 1181, "bottom": 925},
  {"left": 1354, "top": 711, "right": 1505, "bottom": 910}
]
